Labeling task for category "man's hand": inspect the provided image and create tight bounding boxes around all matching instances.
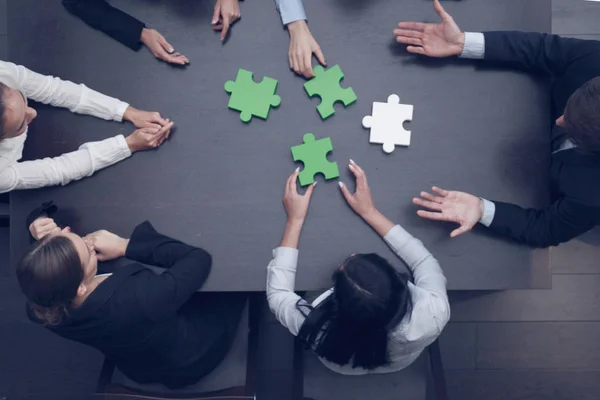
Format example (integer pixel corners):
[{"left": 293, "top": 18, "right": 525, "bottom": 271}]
[
  {"left": 29, "top": 217, "right": 68, "bottom": 241},
  {"left": 141, "top": 28, "right": 190, "bottom": 65},
  {"left": 84, "top": 230, "right": 129, "bottom": 262},
  {"left": 123, "top": 107, "right": 169, "bottom": 130},
  {"left": 413, "top": 187, "right": 483, "bottom": 237},
  {"left": 393, "top": 0, "right": 465, "bottom": 57},
  {"left": 212, "top": 0, "right": 241, "bottom": 41},
  {"left": 287, "top": 20, "right": 326, "bottom": 78},
  {"left": 338, "top": 160, "right": 377, "bottom": 219},
  {"left": 125, "top": 121, "right": 174, "bottom": 153}
]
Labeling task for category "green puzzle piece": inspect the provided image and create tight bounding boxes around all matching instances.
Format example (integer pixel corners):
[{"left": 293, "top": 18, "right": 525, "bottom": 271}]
[
  {"left": 224, "top": 69, "right": 281, "bottom": 122},
  {"left": 291, "top": 133, "right": 340, "bottom": 186},
  {"left": 303, "top": 65, "right": 357, "bottom": 120}
]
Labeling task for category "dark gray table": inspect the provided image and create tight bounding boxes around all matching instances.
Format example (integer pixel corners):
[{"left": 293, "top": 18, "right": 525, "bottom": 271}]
[{"left": 8, "top": 0, "right": 552, "bottom": 290}]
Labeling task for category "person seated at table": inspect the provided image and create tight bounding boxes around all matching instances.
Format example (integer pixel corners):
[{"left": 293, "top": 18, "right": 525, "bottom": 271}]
[
  {"left": 0, "top": 60, "right": 173, "bottom": 193},
  {"left": 62, "top": 0, "right": 246, "bottom": 64},
  {"left": 267, "top": 161, "right": 450, "bottom": 374},
  {"left": 18, "top": 213, "right": 247, "bottom": 389},
  {"left": 274, "top": 0, "right": 326, "bottom": 78},
  {"left": 395, "top": 0, "right": 600, "bottom": 247}
]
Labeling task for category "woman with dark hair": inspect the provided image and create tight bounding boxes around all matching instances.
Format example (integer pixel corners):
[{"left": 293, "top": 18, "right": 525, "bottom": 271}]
[
  {"left": 267, "top": 160, "right": 450, "bottom": 374},
  {"left": 18, "top": 213, "right": 247, "bottom": 389}
]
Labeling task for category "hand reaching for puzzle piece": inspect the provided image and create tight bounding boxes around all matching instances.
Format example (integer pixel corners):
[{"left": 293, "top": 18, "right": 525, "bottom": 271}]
[{"left": 413, "top": 187, "right": 483, "bottom": 237}]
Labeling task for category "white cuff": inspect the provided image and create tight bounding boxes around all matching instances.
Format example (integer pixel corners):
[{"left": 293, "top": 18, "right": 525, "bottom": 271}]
[
  {"left": 459, "top": 32, "right": 485, "bottom": 59},
  {"left": 479, "top": 198, "right": 496, "bottom": 227},
  {"left": 383, "top": 224, "right": 412, "bottom": 250},
  {"left": 115, "top": 101, "right": 130, "bottom": 122},
  {"left": 79, "top": 134, "right": 132, "bottom": 172},
  {"left": 272, "top": 247, "right": 299, "bottom": 269}
]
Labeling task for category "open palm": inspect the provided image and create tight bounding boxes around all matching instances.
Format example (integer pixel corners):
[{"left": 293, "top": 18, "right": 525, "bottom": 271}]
[
  {"left": 413, "top": 187, "right": 482, "bottom": 237},
  {"left": 393, "top": 0, "right": 465, "bottom": 58}
]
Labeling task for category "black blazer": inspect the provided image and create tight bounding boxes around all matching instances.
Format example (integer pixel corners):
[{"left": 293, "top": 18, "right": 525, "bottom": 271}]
[
  {"left": 62, "top": 0, "right": 146, "bottom": 51},
  {"left": 28, "top": 222, "right": 246, "bottom": 389},
  {"left": 479, "top": 31, "right": 600, "bottom": 247}
]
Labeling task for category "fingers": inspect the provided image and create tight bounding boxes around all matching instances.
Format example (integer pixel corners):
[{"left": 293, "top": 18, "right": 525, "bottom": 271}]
[
  {"left": 288, "top": 168, "right": 300, "bottom": 194},
  {"left": 34, "top": 217, "right": 54, "bottom": 227},
  {"left": 397, "top": 21, "right": 427, "bottom": 31},
  {"left": 149, "top": 112, "right": 167, "bottom": 126},
  {"left": 419, "top": 191, "right": 443, "bottom": 203},
  {"left": 158, "top": 34, "right": 175, "bottom": 54},
  {"left": 450, "top": 224, "right": 471, "bottom": 238},
  {"left": 302, "top": 53, "right": 314, "bottom": 78},
  {"left": 432, "top": 186, "right": 449, "bottom": 197},
  {"left": 406, "top": 46, "right": 426, "bottom": 55},
  {"left": 348, "top": 159, "right": 368, "bottom": 189},
  {"left": 304, "top": 180, "right": 316, "bottom": 199},
  {"left": 412, "top": 197, "right": 442, "bottom": 211},
  {"left": 338, "top": 181, "right": 353, "bottom": 204},
  {"left": 416, "top": 210, "right": 448, "bottom": 221},
  {"left": 393, "top": 28, "right": 424, "bottom": 39},
  {"left": 433, "top": 0, "right": 451, "bottom": 20},
  {"left": 212, "top": 4, "right": 221, "bottom": 25},
  {"left": 314, "top": 46, "right": 326, "bottom": 66},
  {"left": 396, "top": 36, "right": 423, "bottom": 46},
  {"left": 221, "top": 15, "right": 231, "bottom": 40}
]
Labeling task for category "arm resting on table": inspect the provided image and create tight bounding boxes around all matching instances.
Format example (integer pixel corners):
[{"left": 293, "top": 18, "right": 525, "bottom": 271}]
[
  {"left": 274, "top": 0, "right": 307, "bottom": 25},
  {"left": 482, "top": 31, "right": 600, "bottom": 77},
  {"left": 1, "top": 61, "right": 129, "bottom": 121},
  {"left": 488, "top": 197, "right": 598, "bottom": 247},
  {"left": 384, "top": 225, "right": 450, "bottom": 332},
  {"left": 126, "top": 221, "right": 213, "bottom": 319},
  {"left": 62, "top": 0, "right": 146, "bottom": 51},
  {"left": 0, "top": 135, "right": 131, "bottom": 193}
]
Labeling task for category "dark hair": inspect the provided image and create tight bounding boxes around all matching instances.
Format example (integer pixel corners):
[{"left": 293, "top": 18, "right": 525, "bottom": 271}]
[
  {"left": 297, "top": 254, "right": 413, "bottom": 370},
  {"left": 17, "top": 235, "right": 83, "bottom": 326},
  {"left": 0, "top": 83, "right": 7, "bottom": 139},
  {"left": 563, "top": 76, "right": 600, "bottom": 153}
]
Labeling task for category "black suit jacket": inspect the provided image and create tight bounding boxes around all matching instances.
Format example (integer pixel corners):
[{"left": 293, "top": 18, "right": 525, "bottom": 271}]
[
  {"left": 62, "top": 0, "right": 146, "bottom": 51},
  {"left": 29, "top": 221, "right": 246, "bottom": 389},
  {"left": 479, "top": 31, "right": 600, "bottom": 247}
]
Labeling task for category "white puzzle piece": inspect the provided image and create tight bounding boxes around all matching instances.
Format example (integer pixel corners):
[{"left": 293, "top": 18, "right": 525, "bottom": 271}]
[{"left": 362, "top": 94, "right": 414, "bottom": 153}]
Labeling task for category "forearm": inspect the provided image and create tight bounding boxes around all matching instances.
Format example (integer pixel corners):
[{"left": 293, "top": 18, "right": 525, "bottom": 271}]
[
  {"left": 280, "top": 218, "right": 304, "bottom": 249},
  {"left": 361, "top": 209, "right": 395, "bottom": 238},
  {"left": 62, "top": 0, "right": 146, "bottom": 51},
  {"left": 0, "top": 135, "right": 131, "bottom": 193}
]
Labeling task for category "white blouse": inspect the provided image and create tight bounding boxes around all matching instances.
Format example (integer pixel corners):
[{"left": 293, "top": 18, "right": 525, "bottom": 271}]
[
  {"left": 266, "top": 225, "right": 451, "bottom": 375},
  {"left": 0, "top": 61, "right": 132, "bottom": 193}
]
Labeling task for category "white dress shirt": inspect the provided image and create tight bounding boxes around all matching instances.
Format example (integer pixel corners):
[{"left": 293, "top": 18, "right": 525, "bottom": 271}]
[
  {"left": 459, "top": 33, "right": 574, "bottom": 227},
  {"left": 274, "top": 0, "right": 307, "bottom": 25},
  {"left": 266, "top": 225, "right": 450, "bottom": 375},
  {"left": 0, "top": 61, "right": 132, "bottom": 193}
]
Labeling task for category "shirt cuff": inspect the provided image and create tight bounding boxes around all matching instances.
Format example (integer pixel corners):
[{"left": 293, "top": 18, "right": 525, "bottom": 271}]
[
  {"left": 272, "top": 247, "right": 299, "bottom": 269},
  {"left": 278, "top": 0, "right": 307, "bottom": 25},
  {"left": 459, "top": 32, "right": 485, "bottom": 59},
  {"left": 479, "top": 198, "right": 496, "bottom": 227},
  {"left": 383, "top": 224, "right": 412, "bottom": 250},
  {"left": 115, "top": 101, "right": 130, "bottom": 122},
  {"left": 80, "top": 134, "right": 132, "bottom": 172}
]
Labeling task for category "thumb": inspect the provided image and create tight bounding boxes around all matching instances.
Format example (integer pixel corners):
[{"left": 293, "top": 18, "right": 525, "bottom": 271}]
[
  {"left": 450, "top": 223, "right": 471, "bottom": 238},
  {"left": 338, "top": 181, "right": 353, "bottom": 203},
  {"left": 158, "top": 34, "right": 174, "bottom": 53},
  {"left": 433, "top": 0, "right": 451, "bottom": 21},
  {"left": 315, "top": 47, "right": 326, "bottom": 66},
  {"left": 305, "top": 181, "right": 317, "bottom": 199}
]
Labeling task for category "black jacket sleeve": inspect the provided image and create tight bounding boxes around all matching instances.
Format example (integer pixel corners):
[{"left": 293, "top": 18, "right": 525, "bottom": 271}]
[
  {"left": 483, "top": 31, "right": 600, "bottom": 77},
  {"left": 125, "top": 221, "right": 213, "bottom": 319},
  {"left": 62, "top": 0, "right": 146, "bottom": 51},
  {"left": 488, "top": 197, "right": 597, "bottom": 247}
]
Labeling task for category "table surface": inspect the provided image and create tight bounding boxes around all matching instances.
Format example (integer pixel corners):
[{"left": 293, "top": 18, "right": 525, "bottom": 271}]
[{"left": 9, "top": 0, "right": 552, "bottom": 290}]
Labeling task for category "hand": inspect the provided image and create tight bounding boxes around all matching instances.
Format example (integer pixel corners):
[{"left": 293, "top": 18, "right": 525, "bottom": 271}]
[
  {"left": 140, "top": 28, "right": 190, "bottom": 65},
  {"left": 83, "top": 230, "right": 129, "bottom": 262},
  {"left": 413, "top": 187, "right": 483, "bottom": 237},
  {"left": 125, "top": 121, "right": 174, "bottom": 153},
  {"left": 283, "top": 168, "right": 316, "bottom": 223},
  {"left": 212, "top": 0, "right": 241, "bottom": 41},
  {"left": 287, "top": 20, "right": 326, "bottom": 78},
  {"left": 338, "top": 160, "right": 377, "bottom": 219},
  {"left": 393, "top": 0, "right": 465, "bottom": 57},
  {"left": 29, "top": 217, "right": 69, "bottom": 241},
  {"left": 123, "top": 107, "right": 168, "bottom": 130}
]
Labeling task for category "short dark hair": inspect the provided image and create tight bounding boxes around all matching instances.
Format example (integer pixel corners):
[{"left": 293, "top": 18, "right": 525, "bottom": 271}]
[
  {"left": 563, "top": 76, "right": 600, "bottom": 153},
  {"left": 17, "top": 235, "right": 83, "bottom": 325},
  {"left": 297, "top": 254, "right": 413, "bottom": 370},
  {"left": 0, "top": 83, "right": 7, "bottom": 139}
]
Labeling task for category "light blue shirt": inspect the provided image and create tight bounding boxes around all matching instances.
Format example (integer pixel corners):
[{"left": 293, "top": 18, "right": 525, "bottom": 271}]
[{"left": 274, "top": 0, "right": 307, "bottom": 25}]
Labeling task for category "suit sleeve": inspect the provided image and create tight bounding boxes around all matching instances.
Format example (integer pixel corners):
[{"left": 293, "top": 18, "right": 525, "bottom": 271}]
[
  {"left": 483, "top": 31, "right": 600, "bottom": 77},
  {"left": 488, "top": 197, "right": 597, "bottom": 247},
  {"left": 62, "top": 0, "right": 146, "bottom": 51},
  {"left": 125, "top": 221, "right": 213, "bottom": 320}
]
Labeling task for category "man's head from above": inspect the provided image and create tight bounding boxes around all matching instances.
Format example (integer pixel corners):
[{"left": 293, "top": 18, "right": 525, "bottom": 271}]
[
  {"left": 0, "top": 83, "right": 37, "bottom": 140},
  {"left": 559, "top": 76, "right": 600, "bottom": 153}
]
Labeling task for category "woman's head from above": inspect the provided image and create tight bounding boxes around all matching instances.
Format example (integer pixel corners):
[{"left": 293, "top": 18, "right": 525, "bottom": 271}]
[
  {"left": 299, "top": 253, "right": 413, "bottom": 370},
  {"left": 17, "top": 231, "right": 97, "bottom": 325},
  {"left": 0, "top": 83, "right": 37, "bottom": 140}
]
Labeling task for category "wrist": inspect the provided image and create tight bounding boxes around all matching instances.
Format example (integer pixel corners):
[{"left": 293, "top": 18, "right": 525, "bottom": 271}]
[
  {"left": 125, "top": 135, "right": 138, "bottom": 153},
  {"left": 140, "top": 28, "right": 151, "bottom": 45},
  {"left": 287, "top": 19, "right": 308, "bottom": 35},
  {"left": 286, "top": 217, "right": 305, "bottom": 229},
  {"left": 478, "top": 198, "right": 485, "bottom": 220},
  {"left": 120, "top": 238, "right": 130, "bottom": 257},
  {"left": 456, "top": 32, "right": 466, "bottom": 55},
  {"left": 361, "top": 208, "right": 381, "bottom": 223},
  {"left": 123, "top": 106, "right": 135, "bottom": 122}
]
